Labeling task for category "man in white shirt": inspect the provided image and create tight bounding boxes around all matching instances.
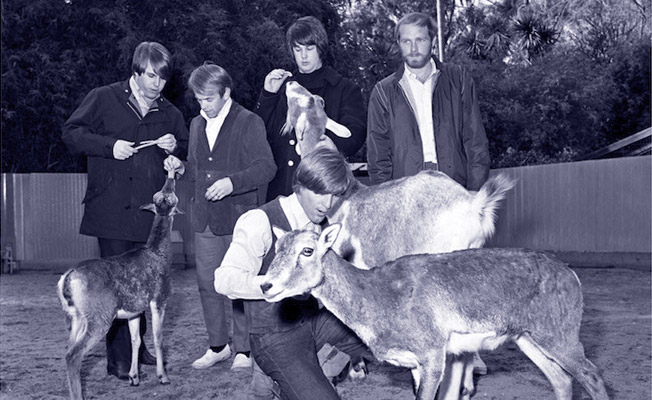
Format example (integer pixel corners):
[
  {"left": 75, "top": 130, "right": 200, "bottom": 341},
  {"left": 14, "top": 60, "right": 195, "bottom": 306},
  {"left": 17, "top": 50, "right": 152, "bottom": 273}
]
[
  {"left": 367, "top": 12, "right": 490, "bottom": 191},
  {"left": 165, "top": 62, "right": 276, "bottom": 372},
  {"left": 214, "top": 148, "right": 370, "bottom": 400}
]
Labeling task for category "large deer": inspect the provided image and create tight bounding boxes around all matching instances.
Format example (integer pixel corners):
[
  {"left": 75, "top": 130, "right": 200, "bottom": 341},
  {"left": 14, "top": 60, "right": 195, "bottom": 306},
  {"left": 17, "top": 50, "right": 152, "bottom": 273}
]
[
  {"left": 57, "top": 174, "right": 181, "bottom": 400},
  {"left": 283, "top": 80, "right": 514, "bottom": 398},
  {"left": 257, "top": 224, "right": 609, "bottom": 400}
]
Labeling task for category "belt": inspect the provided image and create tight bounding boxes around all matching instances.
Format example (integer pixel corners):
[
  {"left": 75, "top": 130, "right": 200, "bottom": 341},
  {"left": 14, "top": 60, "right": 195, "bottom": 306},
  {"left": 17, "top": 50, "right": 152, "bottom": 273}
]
[{"left": 424, "top": 161, "right": 439, "bottom": 171}]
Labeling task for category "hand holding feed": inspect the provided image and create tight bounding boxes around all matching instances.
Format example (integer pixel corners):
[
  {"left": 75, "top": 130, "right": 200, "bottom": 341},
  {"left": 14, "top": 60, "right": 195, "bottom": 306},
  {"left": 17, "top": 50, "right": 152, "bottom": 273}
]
[
  {"left": 156, "top": 133, "right": 177, "bottom": 153},
  {"left": 113, "top": 140, "right": 137, "bottom": 160},
  {"left": 164, "top": 155, "right": 185, "bottom": 177},
  {"left": 263, "top": 69, "right": 293, "bottom": 93}
]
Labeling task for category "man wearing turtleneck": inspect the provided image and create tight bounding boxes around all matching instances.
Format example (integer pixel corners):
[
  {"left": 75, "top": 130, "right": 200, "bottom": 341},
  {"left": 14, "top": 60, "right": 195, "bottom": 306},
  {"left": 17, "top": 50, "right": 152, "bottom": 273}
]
[{"left": 254, "top": 16, "right": 366, "bottom": 202}]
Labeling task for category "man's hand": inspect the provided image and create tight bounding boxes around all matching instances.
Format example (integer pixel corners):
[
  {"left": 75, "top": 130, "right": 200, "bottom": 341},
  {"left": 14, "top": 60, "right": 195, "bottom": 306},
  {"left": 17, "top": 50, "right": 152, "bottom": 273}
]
[
  {"left": 156, "top": 133, "right": 177, "bottom": 153},
  {"left": 113, "top": 140, "right": 137, "bottom": 160},
  {"left": 205, "top": 177, "right": 233, "bottom": 201},
  {"left": 164, "top": 155, "right": 185, "bottom": 177},
  {"left": 263, "top": 69, "right": 292, "bottom": 93}
]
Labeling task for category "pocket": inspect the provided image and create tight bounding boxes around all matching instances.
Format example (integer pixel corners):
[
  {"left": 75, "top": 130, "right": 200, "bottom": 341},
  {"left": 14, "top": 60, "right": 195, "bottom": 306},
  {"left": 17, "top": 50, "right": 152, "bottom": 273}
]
[{"left": 82, "top": 170, "right": 113, "bottom": 204}]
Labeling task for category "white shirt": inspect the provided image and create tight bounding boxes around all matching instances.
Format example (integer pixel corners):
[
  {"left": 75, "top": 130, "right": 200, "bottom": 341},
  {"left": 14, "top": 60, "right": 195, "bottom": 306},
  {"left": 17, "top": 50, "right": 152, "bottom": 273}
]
[
  {"left": 129, "top": 76, "right": 155, "bottom": 116},
  {"left": 201, "top": 98, "right": 232, "bottom": 152},
  {"left": 404, "top": 59, "right": 438, "bottom": 163},
  {"left": 214, "top": 193, "right": 317, "bottom": 300}
]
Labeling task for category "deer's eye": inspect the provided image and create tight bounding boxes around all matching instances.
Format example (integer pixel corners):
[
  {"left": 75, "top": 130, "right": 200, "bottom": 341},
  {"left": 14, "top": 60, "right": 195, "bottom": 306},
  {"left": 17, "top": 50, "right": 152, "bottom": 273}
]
[{"left": 301, "top": 247, "right": 314, "bottom": 257}]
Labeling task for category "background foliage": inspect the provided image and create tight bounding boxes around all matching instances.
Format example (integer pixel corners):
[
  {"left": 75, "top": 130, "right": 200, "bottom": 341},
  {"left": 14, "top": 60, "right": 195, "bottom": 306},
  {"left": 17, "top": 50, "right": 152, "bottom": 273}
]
[{"left": 2, "top": 0, "right": 650, "bottom": 172}]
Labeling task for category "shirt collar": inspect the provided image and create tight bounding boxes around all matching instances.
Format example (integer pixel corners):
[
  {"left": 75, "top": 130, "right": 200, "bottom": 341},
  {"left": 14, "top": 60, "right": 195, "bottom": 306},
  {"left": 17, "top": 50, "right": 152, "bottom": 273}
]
[
  {"left": 279, "top": 193, "right": 313, "bottom": 231},
  {"left": 200, "top": 98, "right": 233, "bottom": 123},
  {"left": 404, "top": 58, "right": 437, "bottom": 83},
  {"left": 129, "top": 76, "right": 158, "bottom": 109}
]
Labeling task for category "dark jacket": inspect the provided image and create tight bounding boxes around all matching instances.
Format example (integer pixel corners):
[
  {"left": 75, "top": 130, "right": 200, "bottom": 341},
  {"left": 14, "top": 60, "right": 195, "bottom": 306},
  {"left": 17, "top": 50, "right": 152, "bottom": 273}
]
[
  {"left": 185, "top": 102, "right": 276, "bottom": 236},
  {"left": 367, "top": 59, "right": 490, "bottom": 191},
  {"left": 62, "top": 80, "right": 189, "bottom": 242},
  {"left": 254, "top": 66, "right": 366, "bottom": 201}
]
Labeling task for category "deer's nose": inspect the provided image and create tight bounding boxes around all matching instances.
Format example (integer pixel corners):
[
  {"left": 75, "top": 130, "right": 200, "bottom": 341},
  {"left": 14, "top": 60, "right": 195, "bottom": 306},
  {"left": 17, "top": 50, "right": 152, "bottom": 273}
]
[{"left": 260, "top": 283, "right": 273, "bottom": 294}]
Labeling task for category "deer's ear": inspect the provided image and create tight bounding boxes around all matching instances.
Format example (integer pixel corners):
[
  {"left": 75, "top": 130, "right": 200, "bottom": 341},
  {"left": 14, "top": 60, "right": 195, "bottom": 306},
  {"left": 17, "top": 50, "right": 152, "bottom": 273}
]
[
  {"left": 319, "top": 224, "right": 341, "bottom": 250},
  {"left": 272, "top": 226, "right": 288, "bottom": 241},
  {"left": 140, "top": 203, "right": 156, "bottom": 213},
  {"left": 326, "top": 118, "right": 351, "bottom": 138}
]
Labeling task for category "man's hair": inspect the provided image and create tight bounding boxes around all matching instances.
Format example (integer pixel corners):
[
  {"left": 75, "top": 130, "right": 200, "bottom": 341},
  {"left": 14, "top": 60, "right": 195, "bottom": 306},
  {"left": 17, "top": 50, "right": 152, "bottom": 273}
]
[
  {"left": 132, "top": 42, "right": 172, "bottom": 81},
  {"left": 292, "top": 148, "right": 353, "bottom": 195},
  {"left": 188, "top": 61, "right": 233, "bottom": 97},
  {"left": 395, "top": 12, "right": 437, "bottom": 42},
  {"left": 286, "top": 16, "right": 329, "bottom": 62}
]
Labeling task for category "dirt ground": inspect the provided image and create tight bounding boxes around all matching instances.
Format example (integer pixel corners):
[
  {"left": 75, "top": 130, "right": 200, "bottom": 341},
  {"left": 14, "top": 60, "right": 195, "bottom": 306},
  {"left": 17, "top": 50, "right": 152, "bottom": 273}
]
[{"left": 0, "top": 263, "right": 649, "bottom": 400}]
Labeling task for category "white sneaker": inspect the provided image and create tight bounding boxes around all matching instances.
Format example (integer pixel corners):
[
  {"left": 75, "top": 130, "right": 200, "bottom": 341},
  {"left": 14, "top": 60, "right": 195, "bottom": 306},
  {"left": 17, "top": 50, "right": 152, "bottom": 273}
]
[
  {"left": 231, "top": 353, "right": 253, "bottom": 371},
  {"left": 192, "top": 345, "right": 231, "bottom": 369}
]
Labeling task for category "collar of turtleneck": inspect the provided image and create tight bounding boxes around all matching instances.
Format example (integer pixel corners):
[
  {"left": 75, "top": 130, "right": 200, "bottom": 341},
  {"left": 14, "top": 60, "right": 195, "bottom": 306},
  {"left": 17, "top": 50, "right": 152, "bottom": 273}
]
[{"left": 293, "top": 66, "right": 341, "bottom": 90}]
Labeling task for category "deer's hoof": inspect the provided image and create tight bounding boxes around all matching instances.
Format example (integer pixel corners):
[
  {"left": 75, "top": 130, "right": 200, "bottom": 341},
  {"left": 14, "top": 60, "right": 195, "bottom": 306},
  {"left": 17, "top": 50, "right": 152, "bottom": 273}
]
[{"left": 158, "top": 375, "right": 171, "bottom": 385}]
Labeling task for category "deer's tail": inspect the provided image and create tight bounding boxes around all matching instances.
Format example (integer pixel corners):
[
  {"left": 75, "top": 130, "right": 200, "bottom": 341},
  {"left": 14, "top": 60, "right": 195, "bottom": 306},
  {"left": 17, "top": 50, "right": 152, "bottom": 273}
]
[
  {"left": 472, "top": 174, "right": 516, "bottom": 241},
  {"left": 57, "top": 270, "right": 88, "bottom": 344}
]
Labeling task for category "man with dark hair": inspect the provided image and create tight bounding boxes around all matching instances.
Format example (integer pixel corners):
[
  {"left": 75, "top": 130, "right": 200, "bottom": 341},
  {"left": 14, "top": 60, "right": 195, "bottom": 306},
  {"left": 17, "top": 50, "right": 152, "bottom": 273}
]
[
  {"left": 255, "top": 16, "right": 366, "bottom": 201},
  {"left": 214, "top": 148, "right": 370, "bottom": 400},
  {"left": 62, "top": 41, "right": 189, "bottom": 380},
  {"left": 165, "top": 61, "right": 275, "bottom": 372},
  {"left": 367, "top": 12, "right": 490, "bottom": 191}
]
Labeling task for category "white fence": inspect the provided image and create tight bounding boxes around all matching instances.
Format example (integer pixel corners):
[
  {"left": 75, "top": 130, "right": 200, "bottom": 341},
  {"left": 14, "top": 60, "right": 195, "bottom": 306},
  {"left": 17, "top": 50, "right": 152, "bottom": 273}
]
[{"left": 1, "top": 156, "right": 650, "bottom": 266}]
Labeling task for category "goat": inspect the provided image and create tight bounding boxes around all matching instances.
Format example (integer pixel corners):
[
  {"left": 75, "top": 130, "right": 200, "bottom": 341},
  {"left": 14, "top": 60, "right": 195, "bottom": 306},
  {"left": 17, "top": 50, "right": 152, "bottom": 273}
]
[
  {"left": 257, "top": 224, "right": 609, "bottom": 400},
  {"left": 281, "top": 80, "right": 350, "bottom": 156},
  {"left": 57, "top": 175, "right": 181, "bottom": 400}
]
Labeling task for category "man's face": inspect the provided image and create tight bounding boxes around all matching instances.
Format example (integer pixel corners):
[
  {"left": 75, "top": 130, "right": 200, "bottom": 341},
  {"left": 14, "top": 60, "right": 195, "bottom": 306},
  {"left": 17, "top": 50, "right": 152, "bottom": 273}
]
[
  {"left": 296, "top": 187, "right": 338, "bottom": 224},
  {"left": 195, "top": 87, "right": 230, "bottom": 119},
  {"left": 134, "top": 62, "right": 167, "bottom": 101},
  {"left": 398, "top": 23, "right": 434, "bottom": 69},
  {"left": 292, "top": 43, "right": 323, "bottom": 74}
]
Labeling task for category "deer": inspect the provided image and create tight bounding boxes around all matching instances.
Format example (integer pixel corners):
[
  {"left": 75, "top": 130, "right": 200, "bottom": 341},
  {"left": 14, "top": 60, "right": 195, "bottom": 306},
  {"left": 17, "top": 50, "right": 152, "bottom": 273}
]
[
  {"left": 57, "top": 173, "right": 181, "bottom": 400},
  {"left": 282, "top": 80, "right": 515, "bottom": 398},
  {"left": 257, "top": 224, "right": 609, "bottom": 400}
]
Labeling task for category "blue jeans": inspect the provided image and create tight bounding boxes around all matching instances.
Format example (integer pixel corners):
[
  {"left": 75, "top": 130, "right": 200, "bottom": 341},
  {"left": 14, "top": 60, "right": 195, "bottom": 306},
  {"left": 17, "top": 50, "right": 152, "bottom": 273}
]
[{"left": 250, "top": 309, "right": 370, "bottom": 400}]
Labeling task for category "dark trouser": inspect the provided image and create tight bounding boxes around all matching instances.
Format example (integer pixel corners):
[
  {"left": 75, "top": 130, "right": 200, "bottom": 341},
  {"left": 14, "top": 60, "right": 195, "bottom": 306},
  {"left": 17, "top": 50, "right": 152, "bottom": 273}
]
[
  {"left": 195, "top": 229, "right": 249, "bottom": 352},
  {"left": 98, "top": 238, "right": 147, "bottom": 369},
  {"left": 250, "top": 309, "right": 371, "bottom": 400}
]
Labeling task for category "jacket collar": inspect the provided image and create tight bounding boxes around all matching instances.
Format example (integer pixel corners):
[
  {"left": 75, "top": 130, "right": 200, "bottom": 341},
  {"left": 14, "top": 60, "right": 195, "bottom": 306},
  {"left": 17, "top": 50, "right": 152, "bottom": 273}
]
[
  {"left": 392, "top": 57, "right": 443, "bottom": 84},
  {"left": 114, "top": 79, "right": 171, "bottom": 110}
]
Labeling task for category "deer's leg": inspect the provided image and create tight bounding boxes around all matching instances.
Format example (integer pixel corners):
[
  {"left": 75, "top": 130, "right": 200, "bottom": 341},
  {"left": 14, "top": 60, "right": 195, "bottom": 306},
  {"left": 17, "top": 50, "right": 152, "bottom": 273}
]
[
  {"left": 65, "top": 318, "right": 105, "bottom": 400},
  {"left": 416, "top": 350, "right": 446, "bottom": 400},
  {"left": 150, "top": 301, "right": 170, "bottom": 384},
  {"left": 460, "top": 353, "right": 476, "bottom": 400},
  {"left": 436, "top": 353, "right": 467, "bottom": 400},
  {"left": 515, "top": 335, "right": 572, "bottom": 400},
  {"left": 127, "top": 317, "right": 142, "bottom": 386},
  {"left": 538, "top": 339, "right": 609, "bottom": 400}
]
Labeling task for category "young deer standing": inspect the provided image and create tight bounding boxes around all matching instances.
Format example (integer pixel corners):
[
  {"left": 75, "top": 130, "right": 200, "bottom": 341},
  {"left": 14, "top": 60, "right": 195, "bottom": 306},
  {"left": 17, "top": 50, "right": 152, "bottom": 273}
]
[
  {"left": 257, "top": 224, "right": 609, "bottom": 400},
  {"left": 57, "top": 175, "right": 181, "bottom": 400}
]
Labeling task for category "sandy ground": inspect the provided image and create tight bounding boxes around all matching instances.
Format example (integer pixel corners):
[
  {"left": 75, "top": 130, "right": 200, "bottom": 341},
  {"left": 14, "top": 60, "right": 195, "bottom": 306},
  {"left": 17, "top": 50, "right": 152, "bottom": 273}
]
[{"left": 0, "top": 264, "right": 649, "bottom": 400}]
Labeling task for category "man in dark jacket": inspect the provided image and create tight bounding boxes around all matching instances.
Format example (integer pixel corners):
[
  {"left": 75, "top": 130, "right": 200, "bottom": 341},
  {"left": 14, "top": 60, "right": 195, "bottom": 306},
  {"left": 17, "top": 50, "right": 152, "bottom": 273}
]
[
  {"left": 367, "top": 12, "right": 490, "bottom": 191},
  {"left": 62, "top": 41, "right": 189, "bottom": 380},
  {"left": 255, "top": 16, "right": 366, "bottom": 201},
  {"left": 165, "top": 62, "right": 276, "bottom": 373}
]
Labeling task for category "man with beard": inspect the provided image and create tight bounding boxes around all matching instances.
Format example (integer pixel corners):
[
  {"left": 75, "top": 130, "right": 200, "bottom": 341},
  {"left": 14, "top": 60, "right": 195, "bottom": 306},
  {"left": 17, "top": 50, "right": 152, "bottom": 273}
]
[{"left": 366, "top": 12, "right": 490, "bottom": 192}]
